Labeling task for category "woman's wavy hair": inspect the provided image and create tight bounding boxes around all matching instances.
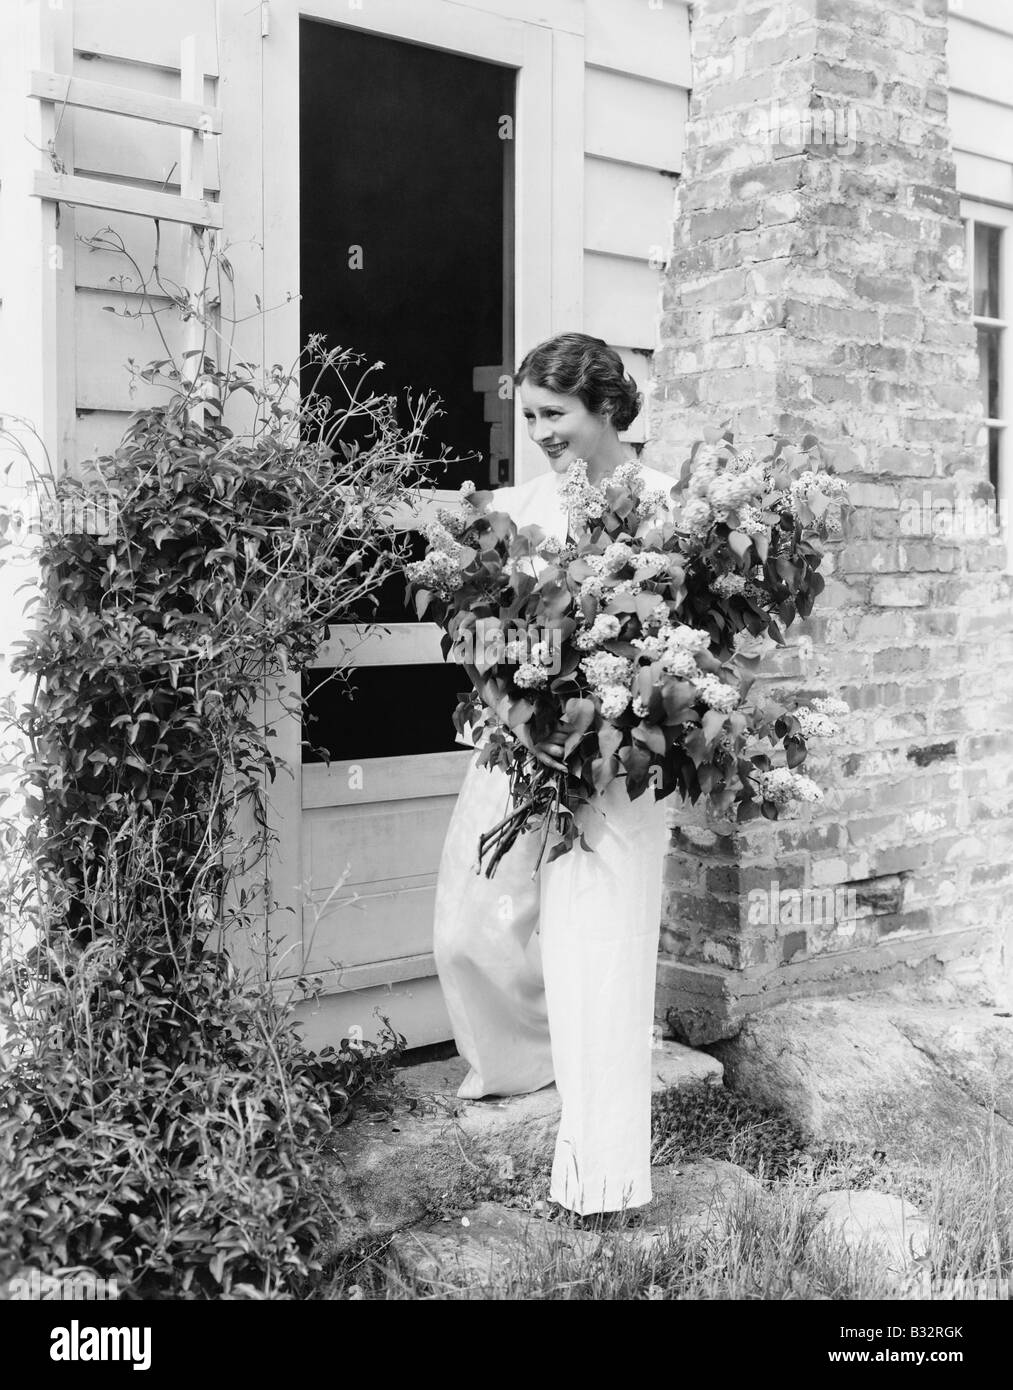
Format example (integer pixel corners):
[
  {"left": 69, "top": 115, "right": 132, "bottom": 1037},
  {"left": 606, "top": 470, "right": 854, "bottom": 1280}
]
[{"left": 513, "top": 332, "right": 643, "bottom": 433}]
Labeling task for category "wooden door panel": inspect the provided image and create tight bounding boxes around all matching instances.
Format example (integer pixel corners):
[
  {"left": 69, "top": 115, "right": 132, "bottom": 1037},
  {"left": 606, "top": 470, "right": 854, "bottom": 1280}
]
[
  {"left": 302, "top": 750, "right": 473, "bottom": 809},
  {"left": 316, "top": 622, "right": 448, "bottom": 669},
  {"left": 306, "top": 796, "right": 458, "bottom": 896},
  {"left": 291, "top": 976, "right": 451, "bottom": 1050},
  {"left": 303, "top": 883, "right": 440, "bottom": 977},
  {"left": 302, "top": 789, "right": 470, "bottom": 974}
]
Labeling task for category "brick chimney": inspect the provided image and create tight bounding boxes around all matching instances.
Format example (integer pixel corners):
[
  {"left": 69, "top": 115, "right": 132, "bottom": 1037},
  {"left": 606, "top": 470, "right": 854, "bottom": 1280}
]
[{"left": 647, "top": 0, "right": 1013, "bottom": 1043}]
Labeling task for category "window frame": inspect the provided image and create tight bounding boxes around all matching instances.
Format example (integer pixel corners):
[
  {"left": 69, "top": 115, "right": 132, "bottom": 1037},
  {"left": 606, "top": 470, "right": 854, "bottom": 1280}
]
[{"left": 962, "top": 198, "right": 1013, "bottom": 569}]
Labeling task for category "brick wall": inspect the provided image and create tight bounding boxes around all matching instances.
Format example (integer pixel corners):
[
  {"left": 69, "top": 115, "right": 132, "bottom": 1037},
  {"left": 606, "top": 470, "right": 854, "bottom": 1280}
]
[{"left": 646, "top": 0, "right": 1013, "bottom": 1044}]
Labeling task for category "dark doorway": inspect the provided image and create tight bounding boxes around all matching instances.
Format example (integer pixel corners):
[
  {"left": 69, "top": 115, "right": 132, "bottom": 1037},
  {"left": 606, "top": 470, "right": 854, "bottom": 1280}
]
[
  {"left": 299, "top": 20, "right": 516, "bottom": 762},
  {"left": 300, "top": 19, "right": 515, "bottom": 491}
]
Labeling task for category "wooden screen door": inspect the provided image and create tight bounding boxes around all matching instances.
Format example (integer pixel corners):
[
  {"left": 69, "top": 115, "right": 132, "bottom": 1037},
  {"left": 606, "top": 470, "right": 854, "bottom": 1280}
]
[{"left": 219, "top": 0, "right": 580, "bottom": 1048}]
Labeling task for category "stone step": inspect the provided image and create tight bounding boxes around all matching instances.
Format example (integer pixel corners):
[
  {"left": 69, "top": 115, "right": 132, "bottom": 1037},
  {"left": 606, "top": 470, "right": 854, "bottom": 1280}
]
[
  {"left": 387, "top": 1170, "right": 935, "bottom": 1292},
  {"left": 324, "top": 1042, "right": 722, "bottom": 1253},
  {"left": 388, "top": 1158, "right": 761, "bottom": 1289}
]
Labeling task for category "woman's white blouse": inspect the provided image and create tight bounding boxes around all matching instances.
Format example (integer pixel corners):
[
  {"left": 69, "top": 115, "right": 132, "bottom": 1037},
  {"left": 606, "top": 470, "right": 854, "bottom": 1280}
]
[{"left": 490, "top": 462, "right": 677, "bottom": 546}]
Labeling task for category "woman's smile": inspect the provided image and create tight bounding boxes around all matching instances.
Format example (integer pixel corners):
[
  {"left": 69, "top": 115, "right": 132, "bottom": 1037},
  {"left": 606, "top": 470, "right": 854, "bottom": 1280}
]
[{"left": 519, "top": 382, "right": 622, "bottom": 478}]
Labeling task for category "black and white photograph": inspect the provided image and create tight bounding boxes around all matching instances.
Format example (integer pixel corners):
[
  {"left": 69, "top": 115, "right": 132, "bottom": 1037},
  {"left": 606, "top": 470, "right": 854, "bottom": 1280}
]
[{"left": 0, "top": 0, "right": 1011, "bottom": 1341}]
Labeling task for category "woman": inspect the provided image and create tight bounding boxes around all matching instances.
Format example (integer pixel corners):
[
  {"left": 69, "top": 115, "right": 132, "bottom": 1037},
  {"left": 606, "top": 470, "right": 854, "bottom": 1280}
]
[{"left": 432, "top": 333, "right": 677, "bottom": 1219}]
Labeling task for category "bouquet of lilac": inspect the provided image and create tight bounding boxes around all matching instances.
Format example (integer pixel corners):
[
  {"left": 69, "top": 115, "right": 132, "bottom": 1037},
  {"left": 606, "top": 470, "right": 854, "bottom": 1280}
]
[{"left": 406, "top": 432, "right": 851, "bottom": 877}]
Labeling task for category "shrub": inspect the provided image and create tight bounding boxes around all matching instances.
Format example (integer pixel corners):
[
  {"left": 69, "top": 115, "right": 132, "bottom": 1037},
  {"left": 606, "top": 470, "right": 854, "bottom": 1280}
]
[{"left": 0, "top": 343, "right": 440, "bottom": 1298}]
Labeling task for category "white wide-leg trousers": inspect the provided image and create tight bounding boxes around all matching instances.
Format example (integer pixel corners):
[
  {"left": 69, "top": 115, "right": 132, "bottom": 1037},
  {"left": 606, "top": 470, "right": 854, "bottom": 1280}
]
[{"left": 432, "top": 754, "right": 669, "bottom": 1214}]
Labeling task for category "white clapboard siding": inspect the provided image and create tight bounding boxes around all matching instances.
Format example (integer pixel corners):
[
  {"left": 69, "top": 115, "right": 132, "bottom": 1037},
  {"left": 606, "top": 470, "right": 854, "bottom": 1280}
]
[
  {"left": 584, "top": 251, "right": 662, "bottom": 352},
  {"left": 72, "top": 409, "right": 136, "bottom": 464},
  {"left": 949, "top": 0, "right": 1013, "bottom": 38},
  {"left": 954, "top": 152, "right": 1013, "bottom": 207},
  {"left": 73, "top": 205, "right": 192, "bottom": 294},
  {"left": 580, "top": 0, "right": 689, "bottom": 445},
  {"left": 948, "top": 8, "right": 1013, "bottom": 205},
  {"left": 949, "top": 93, "right": 1013, "bottom": 171},
  {"left": 74, "top": 0, "right": 220, "bottom": 75},
  {"left": 75, "top": 289, "right": 186, "bottom": 412},
  {"left": 584, "top": 157, "right": 677, "bottom": 261},
  {"left": 585, "top": 68, "right": 687, "bottom": 173},
  {"left": 71, "top": 56, "right": 220, "bottom": 190},
  {"left": 585, "top": 0, "right": 691, "bottom": 87},
  {"left": 427, "top": 0, "right": 583, "bottom": 28},
  {"left": 60, "top": 4, "right": 222, "bottom": 430},
  {"left": 947, "top": 13, "right": 1013, "bottom": 108}
]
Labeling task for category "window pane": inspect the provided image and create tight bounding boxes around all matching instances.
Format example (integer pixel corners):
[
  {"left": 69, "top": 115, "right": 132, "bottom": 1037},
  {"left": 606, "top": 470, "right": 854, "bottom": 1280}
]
[
  {"left": 974, "top": 223, "right": 1002, "bottom": 319},
  {"left": 977, "top": 325, "right": 1002, "bottom": 419},
  {"left": 343, "top": 527, "right": 426, "bottom": 626},
  {"left": 302, "top": 664, "right": 469, "bottom": 761},
  {"left": 988, "top": 427, "right": 1001, "bottom": 499}
]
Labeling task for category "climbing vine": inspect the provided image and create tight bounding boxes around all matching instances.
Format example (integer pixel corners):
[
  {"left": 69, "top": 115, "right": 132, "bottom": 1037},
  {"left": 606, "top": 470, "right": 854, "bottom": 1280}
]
[{"left": 0, "top": 338, "right": 446, "bottom": 1298}]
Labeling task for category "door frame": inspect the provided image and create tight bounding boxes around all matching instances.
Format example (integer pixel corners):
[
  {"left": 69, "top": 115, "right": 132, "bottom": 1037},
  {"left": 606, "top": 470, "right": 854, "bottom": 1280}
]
[
  {"left": 219, "top": 0, "right": 585, "bottom": 1006},
  {"left": 291, "top": 0, "right": 585, "bottom": 488}
]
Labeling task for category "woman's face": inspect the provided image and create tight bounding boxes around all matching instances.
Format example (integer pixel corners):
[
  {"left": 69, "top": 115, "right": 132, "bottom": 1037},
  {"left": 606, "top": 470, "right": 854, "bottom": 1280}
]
[{"left": 519, "top": 382, "right": 613, "bottom": 474}]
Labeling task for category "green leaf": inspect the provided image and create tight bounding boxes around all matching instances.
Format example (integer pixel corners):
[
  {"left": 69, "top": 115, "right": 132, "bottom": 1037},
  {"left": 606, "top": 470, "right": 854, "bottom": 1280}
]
[
  {"left": 698, "top": 763, "right": 719, "bottom": 792},
  {"left": 784, "top": 734, "right": 807, "bottom": 768},
  {"left": 683, "top": 727, "right": 708, "bottom": 764},
  {"left": 507, "top": 698, "right": 535, "bottom": 728},
  {"left": 661, "top": 680, "right": 696, "bottom": 723},
  {"left": 635, "top": 591, "right": 663, "bottom": 621},
  {"left": 775, "top": 554, "right": 796, "bottom": 583},
  {"left": 634, "top": 722, "right": 667, "bottom": 755},
  {"left": 728, "top": 530, "right": 751, "bottom": 560},
  {"left": 563, "top": 696, "right": 596, "bottom": 737},
  {"left": 598, "top": 722, "right": 623, "bottom": 762},
  {"left": 702, "top": 709, "right": 727, "bottom": 743}
]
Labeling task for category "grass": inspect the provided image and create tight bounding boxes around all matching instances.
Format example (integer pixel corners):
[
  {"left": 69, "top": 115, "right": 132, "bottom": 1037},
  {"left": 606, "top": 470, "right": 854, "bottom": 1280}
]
[{"left": 307, "top": 1081, "right": 1013, "bottom": 1301}]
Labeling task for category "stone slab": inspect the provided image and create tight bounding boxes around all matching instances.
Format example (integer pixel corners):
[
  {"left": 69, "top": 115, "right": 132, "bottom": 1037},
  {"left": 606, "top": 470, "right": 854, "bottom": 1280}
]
[
  {"left": 389, "top": 1159, "right": 763, "bottom": 1288},
  {"left": 705, "top": 992, "right": 1013, "bottom": 1162},
  {"left": 325, "top": 1042, "right": 723, "bottom": 1250}
]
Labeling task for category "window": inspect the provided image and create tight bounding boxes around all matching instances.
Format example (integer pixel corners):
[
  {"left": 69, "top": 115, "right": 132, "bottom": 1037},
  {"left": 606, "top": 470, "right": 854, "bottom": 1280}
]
[{"left": 963, "top": 201, "right": 1013, "bottom": 566}]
